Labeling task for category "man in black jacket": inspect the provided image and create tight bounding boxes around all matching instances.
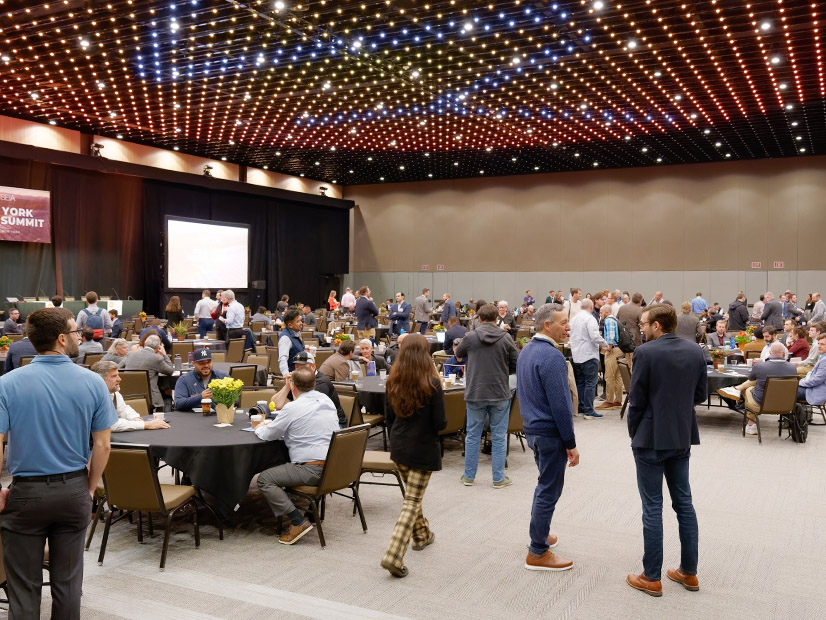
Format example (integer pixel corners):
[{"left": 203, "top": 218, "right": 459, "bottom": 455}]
[
  {"left": 626, "top": 304, "right": 706, "bottom": 598},
  {"left": 727, "top": 294, "right": 749, "bottom": 331},
  {"left": 354, "top": 286, "right": 379, "bottom": 342}
]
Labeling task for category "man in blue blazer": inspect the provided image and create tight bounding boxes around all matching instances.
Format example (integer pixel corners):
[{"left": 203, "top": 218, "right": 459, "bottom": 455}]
[
  {"left": 626, "top": 304, "right": 707, "bottom": 598},
  {"left": 440, "top": 292, "right": 457, "bottom": 324},
  {"left": 388, "top": 292, "right": 411, "bottom": 337},
  {"left": 354, "top": 285, "right": 379, "bottom": 342},
  {"left": 798, "top": 333, "right": 826, "bottom": 405}
]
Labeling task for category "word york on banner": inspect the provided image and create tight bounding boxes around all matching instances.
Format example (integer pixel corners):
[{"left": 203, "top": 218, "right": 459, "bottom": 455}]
[{"left": 0, "top": 186, "right": 51, "bottom": 244}]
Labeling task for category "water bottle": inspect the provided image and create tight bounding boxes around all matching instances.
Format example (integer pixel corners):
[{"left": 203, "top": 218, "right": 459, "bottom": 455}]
[
  {"left": 731, "top": 338, "right": 736, "bottom": 350},
  {"left": 174, "top": 354, "right": 182, "bottom": 371}
]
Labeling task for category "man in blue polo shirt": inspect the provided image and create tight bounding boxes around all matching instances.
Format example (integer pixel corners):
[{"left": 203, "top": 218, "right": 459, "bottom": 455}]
[
  {"left": 0, "top": 307, "right": 115, "bottom": 619},
  {"left": 173, "top": 347, "right": 228, "bottom": 411}
]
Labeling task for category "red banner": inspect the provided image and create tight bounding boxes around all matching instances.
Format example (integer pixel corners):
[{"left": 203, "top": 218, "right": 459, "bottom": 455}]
[{"left": 0, "top": 185, "right": 51, "bottom": 244}]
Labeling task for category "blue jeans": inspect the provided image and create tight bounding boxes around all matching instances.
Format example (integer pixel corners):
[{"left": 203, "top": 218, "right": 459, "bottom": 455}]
[
  {"left": 197, "top": 318, "right": 214, "bottom": 339},
  {"left": 572, "top": 358, "right": 599, "bottom": 414},
  {"left": 633, "top": 447, "right": 698, "bottom": 581},
  {"left": 464, "top": 399, "right": 511, "bottom": 483},
  {"left": 526, "top": 434, "right": 568, "bottom": 556}
]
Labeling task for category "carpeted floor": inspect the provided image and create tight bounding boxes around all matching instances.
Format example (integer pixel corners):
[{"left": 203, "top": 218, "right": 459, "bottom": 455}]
[{"left": 5, "top": 403, "right": 826, "bottom": 620}]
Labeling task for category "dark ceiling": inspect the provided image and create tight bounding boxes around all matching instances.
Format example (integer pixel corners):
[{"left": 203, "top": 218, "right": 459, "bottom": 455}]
[{"left": 0, "top": 0, "right": 822, "bottom": 185}]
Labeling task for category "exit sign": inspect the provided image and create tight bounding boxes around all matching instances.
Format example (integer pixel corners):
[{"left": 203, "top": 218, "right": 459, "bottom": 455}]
[
  {"left": 773, "top": 261, "right": 784, "bottom": 269},
  {"left": 751, "top": 261, "right": 761, "bottom": 269},
  {"left": 421, "top": 264, "right": 429, "bottom": 271},
  {"left": 436, "top": 264, "right": 445, "bottom": 271}
]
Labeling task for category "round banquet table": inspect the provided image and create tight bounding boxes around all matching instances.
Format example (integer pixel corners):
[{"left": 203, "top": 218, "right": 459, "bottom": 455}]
[
  {"left": 182, "top": 339, "right": 227, "bottom": 352},
  {"left": 706, "top": 365, "right": 752, "bottom": 393},
  {"left": 352, "top": 374, "right": 466, "bottom": 415},
  {"left": 111, "top": 410, "right": 288, "bottom": 515},
  {"left": 159, "top": 362, "right": 268, "bottom": 392}
]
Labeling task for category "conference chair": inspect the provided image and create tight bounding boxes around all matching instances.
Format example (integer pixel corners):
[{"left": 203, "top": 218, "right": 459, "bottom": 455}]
[
  {"left": 19, "top": 355, "right": 35, "bottom": 367},
  {"left": 170, "top": 341, "right": 194, "bottom": 359},
  {"left": 743, "top": 376, "right": 799, "bottom": 444},
  {"left": 229, "top": 364, "right": 257, "bottom": 387},
  {"left": 118, "top": 370, "right": 152, "bottom": 411},
  {"left": 243, "top": 354, "right": 268, "bottom": 369},
  {"left": 432, "top": 350, "right": 450, "bottom": 373},
  {"left": 251, "top": 320, "right": 267, "bottom": 333},
  {"left": 338, "top": 394, "right": 359, "bottom": 426},
  {"left": 358, "top": 449, "right": 405, "bottom": 504},
  {"left": 516, "top": 328, "right": 531, "bottom": 341},
  {"left": 97, "top": 446, "right": 222, "bottom": 570},
  {"left": 313, "top": 349, "right": 334, "bottom": 368},
  {"left": 746, "top": 350, "right": 762, "bottom": 360},
  {"left": 239, "top": 388, "right": 276, "bottom": 409},
  {"left": 123, "top": 396, "right": 151, "bottom": 417},
  {"left": 618, "top": 361, "right": 632, "bottom": 420},
  {"left": 283, "top": 425, "right": 370, "bottom": 548},
  {"left": 507, "top": 394, "right": 526, "bottom": 452},
  {"left": 438, "top": 390, "right": 467, "bottom": 456},
  {"left": 84, "top": 352, "right": 105, "bottom": 368},
  {"left": 7, "top": 334, "right": 22, "bottom": 343},
  {"left": 226, "top": 338, "right": 245, "bottom": 363}
]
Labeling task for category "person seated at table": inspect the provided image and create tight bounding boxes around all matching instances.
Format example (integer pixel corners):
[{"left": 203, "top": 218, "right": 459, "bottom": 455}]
[
  {"left": 724, "top": 343, "right": 797, "bottom": 435},
  {"left": 797, "top": 333, "right": 826, "bottom": 406},
  {"left": 76, "top": 327, "right": 103, "bottom": 364},
  {"left": 4, "top": 330, "right": 36, "bottom": 372},
  {"left": 109, "top": 309, "right": 123, "bottom": 339},
  {"left": 742, "top": 326, "right": 765, "bottom": 357},
  {"left": 760, "top": 326, "right": 788, "bottom": 361},
  {"left": 443, "top": 338, "right": 465, "bottom": 379},
  {"left": 277, "top": 308, "right": 306, "bottom": 376},
  {"left": 706, "top": 321, "right": 728, "bottom": 348},
  {"left": 91, "top": 361, "right": 169, "bottom": 431},
  {"left": 255, "top": 365, "right": 340, "bottom": 545},
  {"left": 318, "top": 339, "right": 356, "bottom": 381},
  {"left": 797, "top": 323, "right": 824, "bottom": 375},
  {"left": 779, "top": 318, "right": 795, "bottom": 346},
  {"left": 708, "top": 303, "right": 725, "bottom": 325},
  {"left": 301, "top": 305, "right": 317, "bottom": 328},
  {"left": 443, "top": 315, "right": 467, "bottom": 352},
  {"left": 173, "top": 347, "right": 228, "bottom": 412},
  {"left": 786, "top": 327, "right": 810, "bottom": 361},
  {"left": 384, "top": 333, "right": 407, "bottom": 368},
  {"left": 140, "top": 324, "right": 172, "bottom": 350},
  {"left": 119, "top": 334, "right": 174, "bottom": 411},
  {"left": 251, "top": 306, "right": 272, "bottom": 327},
  {"left": 3, "top": 308, "right": 23, "bottom": 335},
  {"left": 101, "top": 338, "right": 130, "bottom": 365},
  {"left": 354, "top": 339, "right": 387, "bottom": 375},
  {"left": 270, "top": 351, "right": 346, "bottom": 427}
]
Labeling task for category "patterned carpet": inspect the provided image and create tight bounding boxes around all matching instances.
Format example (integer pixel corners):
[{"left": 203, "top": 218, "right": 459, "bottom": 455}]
[{"left": 5, "top": 402, "right": 826, "bottom": 620}]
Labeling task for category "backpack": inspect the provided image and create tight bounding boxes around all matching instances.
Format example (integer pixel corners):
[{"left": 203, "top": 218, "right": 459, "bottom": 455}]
[
  {"left": 617, "top": 319, "right": 637, "bottom": 354},
  {"left": 83, "top": 307, "right": 105, "bottom": 340},
  {"left": 787, "top": 403, "right": 808, "bottom": 443}
]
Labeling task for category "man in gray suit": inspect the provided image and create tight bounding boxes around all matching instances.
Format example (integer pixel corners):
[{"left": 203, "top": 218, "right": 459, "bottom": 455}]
[
  {"left": 414, "top": 288, "right": 432, "bottom": 334},
  {"left": 119, "top": 334, "right": 174, "bottom": 410},
  {"left": 760, "top": 291, "right": 783, "bottom": 329}
]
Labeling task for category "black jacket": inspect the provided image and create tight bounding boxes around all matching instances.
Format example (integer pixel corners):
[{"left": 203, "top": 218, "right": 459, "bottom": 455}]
[
  {"left": 355, "top": 296, "right": 379, "bottom": 330},
  {"left": 455, "top": 322, "right": 518, "bottom": 401},
  {"left": 387, "top": 380, "right": 447, "bottom": 471},
  {"left": 727, "top": 300, "right": 749, "bottom": 331},
  {"left": 627, "top": 333, "right": 707, "bottom": 450}
]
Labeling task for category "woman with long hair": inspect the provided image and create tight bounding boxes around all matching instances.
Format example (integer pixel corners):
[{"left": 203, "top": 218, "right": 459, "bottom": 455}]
[
  {"left": 380, "top": 334, "right": 446, "bottom": 578},
  {"left": 328, "top": 290, "right": 339, "bottom": 311},
  {"left": 165, "top": 296, "right": 185, "bottom": 325}
]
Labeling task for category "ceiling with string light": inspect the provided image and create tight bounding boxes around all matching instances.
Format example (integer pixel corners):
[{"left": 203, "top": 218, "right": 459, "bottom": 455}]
[{"left": 0, "top": 0, "right": 822, "bottom": 185}]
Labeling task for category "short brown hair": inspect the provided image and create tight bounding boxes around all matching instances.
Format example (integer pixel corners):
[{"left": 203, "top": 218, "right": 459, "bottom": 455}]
[
  {"left": 448, "top": 316, "right": 459, "bottom": 326},
  {"left": 358, "top": 286, "right": 369, "bottom": 296},
  {"left": 631, "top": 292, "right": 643, "bottom": 305},
  {"left": 478, "top": 303, "right": 498, "bottom": 322},
  {"left": 338, "top": 340, "right": 356, "bottom": 356},
  {"left": 26, "top": 307, "right": 73, "bottom": 353},
  {"left": 794, "top": 327, "right": 808, "bottom": 339},
  {"left": 764, "top": 325, "right": 777, "bottom": 336},
  {"left": 290, "top": 365, "right": 316, "bottom": 393},
  {"left": 645, "top": 304, "right": 677, "bottom": 333},
  {"left": 50, "top": 295, "right": 63, "bottom": 307},
  {"left": 85, "top": 291, "right": 98, "bottom": 304}
]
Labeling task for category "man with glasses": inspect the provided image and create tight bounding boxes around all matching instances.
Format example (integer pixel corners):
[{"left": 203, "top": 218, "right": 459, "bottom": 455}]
[{"left": 0, "top": 308, "right": 115, "bottom": 619}]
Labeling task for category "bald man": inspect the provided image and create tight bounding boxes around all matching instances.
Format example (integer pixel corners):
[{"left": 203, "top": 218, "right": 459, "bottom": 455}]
[{"left": 733, "top": 342, "right": 797, "bottom": 436}]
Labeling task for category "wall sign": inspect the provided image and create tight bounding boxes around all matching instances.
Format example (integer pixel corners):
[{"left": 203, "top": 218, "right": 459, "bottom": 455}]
[
  {"left": 750, "top": 261, "right": 761, "bottom": 269},
  {"left": 436, "top": 264, "right": 445, "bottom": 271},
  {"left": 773, "top": 261, "right": 784, "bottom": 269},
  {"left": 421, "top": 264, "right": 429, "bottom": 271}
]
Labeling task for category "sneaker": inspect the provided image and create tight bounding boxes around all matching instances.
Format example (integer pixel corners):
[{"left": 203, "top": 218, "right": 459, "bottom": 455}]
[
  {"left": 493, "top": 476, "right": 513, "bottom": 489},
  {"left": 666, "top": 568, "right": 699, "bottom": 591},
  {"left": 412, "top": 531, "right": 436, "bottom": 551},
  {"left": 460, "top": 475, "right": 475, "bottom": 486},
  {"left": 583, "top": 412, "right": 604, "bottom": 420},
  {"left": 745, "top": 424, "right": 758, "bottom": 435},
  {"left": 524, "top": 550, "right": 573, "bottom": 571},
  {"left": 278, "top": 520, "right": 313, "bottom": 545},
  {"left": 626, "top": 573, "right": 662, "bottom": 597}
]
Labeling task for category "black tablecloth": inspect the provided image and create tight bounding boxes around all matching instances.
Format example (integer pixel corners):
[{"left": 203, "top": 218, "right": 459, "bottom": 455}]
[
  {"left": 159, "top": 362, "right": 268, "bottom": 391},
  {"left": 112, "top": 411, "right": 288, "bottom": 515},
  {"left": 352, "top": 374, "right": 465, "bottom": 414},
  {"left": 707, "top": 366, "right": 751, "bottom": 393}
]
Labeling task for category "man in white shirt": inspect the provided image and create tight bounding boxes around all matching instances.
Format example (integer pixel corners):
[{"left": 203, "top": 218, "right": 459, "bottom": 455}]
[
  {"left": 91, "top": 361, "right": 169, "bottom": 432},
  {"left": 193, "top": 289, "right": 218, "bottom": 339},
  {"left": 760, "top": 326, "right": 788, "bottom": 361},
  {"left": 569, "top": 299, "right": 606, "bottom": 420},
  {"left": 220, "top": 289, "right": 246, "bottom": 342},
  {"left": 649, "top": 291, "right": 663, "bottom": 306},
  {"left": 340, "top": 288, "right": 356, "bottom": 312},
  {"left": 611, "top": 290, "right": 624, "bottom": 316},
  {"left": 255, "top": 366, "right": 339, "bottom": 545},
  {"left": 563, "top": 288, "right": 582, "bottom": 319}
]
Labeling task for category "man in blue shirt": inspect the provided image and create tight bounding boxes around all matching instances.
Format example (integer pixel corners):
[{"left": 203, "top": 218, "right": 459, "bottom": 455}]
[
  {"left": 690, "top": 293, "right": 708, "bottom": 316},
  {"left": 0, "top": 308, "right": 115, "bottom": 619},
  {"left": 173, "top": 347, "right": 228, "bottom": 411},
  {"left": 517, "top": 303, "right": 579, "bottom": 572}
]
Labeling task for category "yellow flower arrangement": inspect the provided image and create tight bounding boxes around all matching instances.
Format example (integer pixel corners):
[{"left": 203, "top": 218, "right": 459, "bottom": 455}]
[
  {"left": 208, "top": 376, "right": 245, "bottom": 408},
  {"left": 268, "top": 401, "right": 276, "bottom": 412},
  {"left": 138, "top": 311, "right": 147, "bottom": 320}
]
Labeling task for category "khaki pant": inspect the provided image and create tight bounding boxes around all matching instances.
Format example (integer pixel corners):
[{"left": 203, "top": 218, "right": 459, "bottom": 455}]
[
  {"left": 357, "top": 328, "right": 376, "bottom": 341},
  {"left": 742, "top": 382, "right": 759, "bottom": 422},
  {"left": 566, "top": 361, "right": 579, "bottom": 414},
  {"left": 604, "top": 347, "right": 624, "bottom": 403},
  {"left": 624, "top": 352, "right": 634, "bottom": 372}
]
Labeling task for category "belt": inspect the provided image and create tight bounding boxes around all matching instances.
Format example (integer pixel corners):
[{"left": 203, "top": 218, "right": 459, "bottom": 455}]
[
  {"left": 13, "top": 468, "right": 87, "bottom": 484},
  {"left": 302, "top": 460, "right": 326, "bottom": 467}
]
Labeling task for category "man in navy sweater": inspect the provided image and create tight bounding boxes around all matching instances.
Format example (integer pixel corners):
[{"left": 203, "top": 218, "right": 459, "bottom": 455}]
[{"left": 517, "top": 303, "right": 579, "bottom": 572}]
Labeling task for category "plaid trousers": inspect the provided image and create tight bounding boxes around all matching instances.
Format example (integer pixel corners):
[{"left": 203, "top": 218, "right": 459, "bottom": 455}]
[{"left": 381, "top": 465, "right": 432, "bottom": 570}]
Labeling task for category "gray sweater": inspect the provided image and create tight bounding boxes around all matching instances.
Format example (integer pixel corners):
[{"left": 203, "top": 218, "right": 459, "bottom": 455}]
[{"left": 455, "top": 322, "right": 518, "bottom": 402}]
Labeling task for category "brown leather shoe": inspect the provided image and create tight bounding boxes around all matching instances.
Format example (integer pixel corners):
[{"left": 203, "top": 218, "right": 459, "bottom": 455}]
[
  {"left": 612, "top": 402, "right": 623, "bottom": 407},
  {"left": 667, "top": 568, "right": 699, "bottom": 591},
  {"left": 524, "top": 550, "right": 573, "bottom": 571},
  {"left": 412, "top": 531, "right": 435, "bottom": 551},
  {"left": 595, "top": 402, "right": 616, "bottom": 410},
  {"left": 626, "top": 573, "right": 663, "bottom": 597},
  {"left": 278, "top": 520, "right": 313, "bottom": 545},
  {"left": 547, "top": 534, "right": 559, "bottom": 548}
]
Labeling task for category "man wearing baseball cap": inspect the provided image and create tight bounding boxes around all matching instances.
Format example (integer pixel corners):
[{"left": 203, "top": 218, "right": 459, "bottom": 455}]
[
  {"left": 271, "top": 351, "right": 346, "bottom": 427},
  {"left": 173, "top": 348, "right": 228, "bottom": 412}
]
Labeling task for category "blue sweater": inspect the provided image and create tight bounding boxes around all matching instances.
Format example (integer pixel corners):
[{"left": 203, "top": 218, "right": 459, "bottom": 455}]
[{"left": 516, "top": 336, "right": 576, "bottom": 449}]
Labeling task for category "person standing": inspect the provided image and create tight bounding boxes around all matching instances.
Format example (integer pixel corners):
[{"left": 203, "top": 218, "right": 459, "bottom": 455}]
[
  {"left": 277, "top": 308, "right": 306, "bottom": 376},
  {"left": 164, "top": 296, "right": 186, "bottom": 326},
  {"left": 597, "top": 304, "right": 624, "bottom": 409},
  {"left": 212, "top": 289, "right": 228, "bottom": 341},
  {"left": 455, "top": 303, "right": 519, "bottom": 488},
  {"left": 517, "top": 303, "right": 579, "bottom": 571},
  {"left": 569, "top": 299, "right": 607, "bottom": 420},
  {"left": 0, "top": 308, "right": 115, "bottom": 619},
  {"left": 219, "top": 290, "right": 245, "bottom": 342},
  {"left": 327, "top": 290, "right": 339, "bottom": 311},
  {"left": 389, "top": 292, "right": 411, "bottom": 336},
  {"left": 354, "top": 286, "right": 379, "bottom": 342},
  {"left": 380, "top": 334, "right": 447, "bottom": 578},
  {"left": 690, "top": 292, "right": 708, "bottom": 316},
  {"left": 440, "top": 293, "right": 457, "bottom": 325},
  {"left": 414, "top": 288, "right": 433, "bottom": 334},
  {"left": 340, "top": 288, "right": 356, "bottom": 313},
  {"left": 626, "top": 304, "right": 706, "bottom": 597},
  {"left": 193, "top": 289, "right": 217, "bottom": 339}
]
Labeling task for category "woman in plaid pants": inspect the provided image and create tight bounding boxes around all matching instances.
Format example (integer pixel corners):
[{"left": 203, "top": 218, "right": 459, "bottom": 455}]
[{"left": 380, "top": 334, "right": 447, "bottom": 578}]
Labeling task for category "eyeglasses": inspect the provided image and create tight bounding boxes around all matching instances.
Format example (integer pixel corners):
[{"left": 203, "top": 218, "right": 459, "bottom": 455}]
[
  {"left": 63, "top": 329, "right": 82, "bottom": 336},
  {"left": 639, "top": 321, "right": 650, "bottom": 327}
]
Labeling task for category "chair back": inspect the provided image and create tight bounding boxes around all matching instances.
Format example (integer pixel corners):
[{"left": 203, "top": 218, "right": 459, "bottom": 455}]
[
  {"left": 103, "top": 447, "right": 164, "bottom": 513},
  {"left": 226, "top": 338, "right": 245, "bottom": 363},
  {"left": 19, "top": 355, "right": 35, "bottom": 367},
  {"left": 118, "top": 370, "right": 151, "bottom": 405},
  {"left": 171, "top": 341, "right": 194, "bottom": 358},
  {"left": 251, "top": 321, "right": 267, "bottom": 333},
  {"left": 432, "top": 350, "right": 449, "bottom": 372},
  {"left": 316, "top": 425, "right": 370, "bottom": 496},
  {"left": 123, "top": 396, "right": 151, "bottom": 417},
  {"left": 240, "top": 389, "right": 276, "bottom": 409},
  {"left": 516, "top": 328, "right": 531, "bottom": 341},
  {"left": 7, "top": 334, "right": 22, "bottom": 343},
  {"left": 617, "top": 361, "right": 632, "bottom": 392},
  {"left": 338, "top": 394, "right": 359, "bottom": 426},
  {"left": 508, "top": 395, "right": 524, "bottom": 433},
  {"left": 211, "top": 351, "right": 226, "bottom": 362},
  {"left": 760, "top": 376, "right": 800, "bottom": 415},
  {"left": 746, "top": 350, "right": 762, "bottom": 360},
  {"left": 313, "top": 349, "right": 334, "bottom": 368},
  {"left": 229, "top": 364, "right": 257, "bottom": 387},
  {"left": 245, "top": 354, "right": 268, "bottom": 368},
  {"left": 439, "top": 390, "right": 467, "bottom": 436},
  {"left": 84, "top": 352, "right": 105, "bottom": 367}
]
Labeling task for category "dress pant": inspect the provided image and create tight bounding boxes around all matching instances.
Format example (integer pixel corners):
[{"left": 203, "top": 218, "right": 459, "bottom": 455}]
[
  {"left": 226, "top": 327, "right": 244, "bottom": 343},
  {"left": 196, "top": 317, "right": 214, "bottom": 339},
  {"left": 604, "top": 347, "right": 624, "bottom": 403},
  {"left": 418, "top": 321, "right": 428, "bottom": 334},
  {"left": 257, "top": 463, "right": 323, "bottom": 516},
  {"left": 572, "top": 358, "right": 599, "bottom": 414},
  {"left": 1, "top": 473, "right": 92, "bottom": 620},
  {"left": 525, "top": 434, "right": 568, "bottom": 556},
  {"left": 215, "top": 319, "right": 228, "bottom": 341},
  {"left": 632, "top": 447, "right": 698, "bottom": 581},
  {"left": 382, "top": 465, "right": 432, "bottom": 571}
]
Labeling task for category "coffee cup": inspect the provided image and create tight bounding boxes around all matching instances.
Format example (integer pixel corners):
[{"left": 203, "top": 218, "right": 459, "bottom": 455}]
[
  {"left": 256, "top": 400, "right": 268, "bottom": 410},
  {"left": 250, "top": 414, "right": 263, "bottom": 428},
  {"left": 154, "top": 412, "right": 165, "bottom": 422}
]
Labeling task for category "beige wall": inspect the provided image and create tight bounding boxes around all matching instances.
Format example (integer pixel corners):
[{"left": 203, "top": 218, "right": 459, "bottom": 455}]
[{"left": 345, "top": 156, "right": 826, "bottom": 273}]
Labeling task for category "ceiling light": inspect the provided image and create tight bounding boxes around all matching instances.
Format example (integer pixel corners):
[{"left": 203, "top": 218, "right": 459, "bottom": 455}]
[
  {"left": 48, "top": 119, "right": 57, "bottom": 125},
  {"left": 79, "top": 38, "right": 89, "bottom": 49},
  {"left": 1, "top": 55, "right": 10, "bottom": 62},
  {"left": 771, "top": 56, "right": 781, "bottom": 65},
  {"left": 761, "top": 21, "right": 771, "bottom": 31},
  {"left": 274, "top": 1, "right": 286, "bottom": 11},
  {"left": 593, "top": 1, "right": 605, "bottom": 10},
  {"left": 627, "top": 40, "right": 637, "bottom": 50},
  {"left": 641, "top": 147, "right": 648, "bottom": 153},
  {"left": 116, "top": 134, "right": 123, "bottom": 139},
  {"left": 779, "top": 83, "right": 787, "bottom": 90}
]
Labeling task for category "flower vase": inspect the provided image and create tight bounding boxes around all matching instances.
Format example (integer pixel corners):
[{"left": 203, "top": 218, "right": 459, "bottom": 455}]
[
  {"left": 738, "top": 342, "right": 746, "bottom": 352},
  {"left": 713, "top": 359, "right": 722, "bottom": 370},
  {"left": 216, "top": 403, "right": 235, "bottom": 424}
]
